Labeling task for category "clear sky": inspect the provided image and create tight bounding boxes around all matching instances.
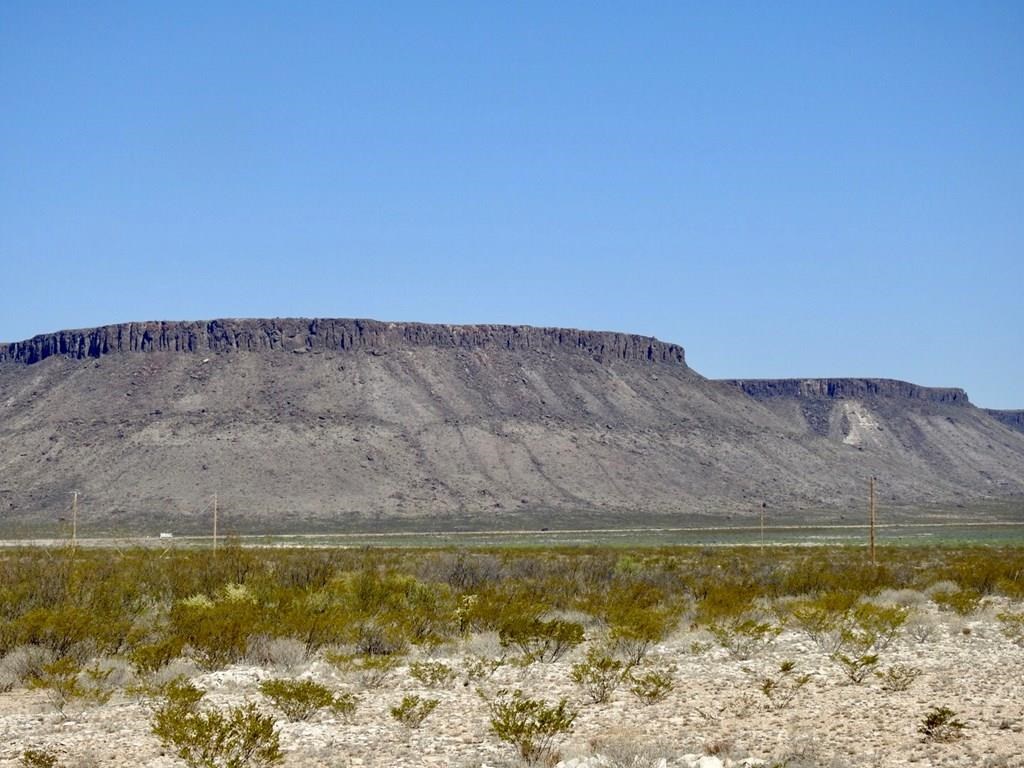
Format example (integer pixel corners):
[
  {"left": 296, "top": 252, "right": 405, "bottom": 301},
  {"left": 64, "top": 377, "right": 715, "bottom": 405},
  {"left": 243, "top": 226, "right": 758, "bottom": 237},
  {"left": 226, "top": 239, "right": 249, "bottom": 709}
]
[{"left": 1, "top": 2, "right": 1021, "bottom": 408}]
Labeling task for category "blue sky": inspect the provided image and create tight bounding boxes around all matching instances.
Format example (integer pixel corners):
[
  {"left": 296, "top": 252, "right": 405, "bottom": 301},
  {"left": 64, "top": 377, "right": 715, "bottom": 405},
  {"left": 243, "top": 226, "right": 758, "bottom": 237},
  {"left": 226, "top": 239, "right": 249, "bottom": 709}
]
[{"left": 1, "top": 2, "right": 1021, "bottom": 407}]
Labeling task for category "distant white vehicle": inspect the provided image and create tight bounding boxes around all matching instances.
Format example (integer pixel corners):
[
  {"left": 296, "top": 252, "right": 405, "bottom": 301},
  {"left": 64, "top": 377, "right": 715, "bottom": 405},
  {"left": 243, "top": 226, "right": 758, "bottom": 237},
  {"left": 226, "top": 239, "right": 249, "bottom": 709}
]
[{"left": 159, "top": 532, "right": 173, "bottom": 539}]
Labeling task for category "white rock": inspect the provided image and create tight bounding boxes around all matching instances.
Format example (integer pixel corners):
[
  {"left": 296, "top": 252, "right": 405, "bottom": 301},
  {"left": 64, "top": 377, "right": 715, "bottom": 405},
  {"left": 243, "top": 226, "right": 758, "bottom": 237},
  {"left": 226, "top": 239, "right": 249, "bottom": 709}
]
[{"left": 697, "top": 757, "right": 725, "bottom": 768}]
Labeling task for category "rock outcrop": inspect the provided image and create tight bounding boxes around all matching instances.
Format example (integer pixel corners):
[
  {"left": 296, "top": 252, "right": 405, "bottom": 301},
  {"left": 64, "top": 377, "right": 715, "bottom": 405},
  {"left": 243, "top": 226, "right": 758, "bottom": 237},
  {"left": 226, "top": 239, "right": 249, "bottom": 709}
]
[
  {"left": 0, "top": 318, "right": 686, "bottom": 367},
  {"left": 985, "top": 409, "right": 1024, "bottom": 433},
  {"left": 722, "top": 378, "right": 969, "bottom": 404}
]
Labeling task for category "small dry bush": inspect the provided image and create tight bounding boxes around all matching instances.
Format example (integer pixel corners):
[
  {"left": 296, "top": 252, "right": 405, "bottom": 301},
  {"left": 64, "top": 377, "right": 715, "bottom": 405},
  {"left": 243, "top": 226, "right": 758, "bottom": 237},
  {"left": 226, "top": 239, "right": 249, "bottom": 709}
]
[
  {"left": 0, "top": 645, "right": 54, "bottom": 692},
  {"left": 462, "top": 654, "right": 504, "bottom": 681},
  {"left": 589, "top": 736, "right": 679, "bottom": 768},
  {"left": 905, "top": 612, "right": 940, "bottom": 644},
  {"left": 770, "top": 736, "right": 851, "bottom": 768},
  {"left": 876, "top": 664, "right": 922, "bottom": 692},
  {"left": 996, "top": 611, "right": 1024, "bottom": 646},
  {"left": 20, "top": 749, "right": 61, "bottom": 768},
  {"left": 245, "top": 636, "right": 308, "bottom": 672},
  {"left": 870, "top": 588, "right": 928, "bottom": 609},
  {"left": 918, "top": 706, "right": 966, "bottom": 742},
  {"left": 408, "top": 660, "right": 457, "bottom": 688},
  {"left": 326, "top": 650, "right": 402, "bottom": 689}
]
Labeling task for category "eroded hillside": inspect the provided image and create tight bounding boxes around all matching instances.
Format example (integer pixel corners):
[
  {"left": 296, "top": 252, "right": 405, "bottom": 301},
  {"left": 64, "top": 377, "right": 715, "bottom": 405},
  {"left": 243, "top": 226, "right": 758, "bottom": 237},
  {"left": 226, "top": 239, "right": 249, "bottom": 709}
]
[{"left": 1, "top": 319, "right": 1022, "bottom": 533}]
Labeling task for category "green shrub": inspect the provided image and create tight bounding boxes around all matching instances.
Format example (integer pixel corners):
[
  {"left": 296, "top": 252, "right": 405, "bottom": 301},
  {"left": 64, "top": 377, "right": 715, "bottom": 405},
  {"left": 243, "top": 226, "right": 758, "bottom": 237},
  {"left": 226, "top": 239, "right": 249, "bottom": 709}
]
[
  {"left": 499, "top": 617, "right": 583, "bottom": 663},
  {"left": 758, "top": 660, "right": 811, "bottom": 711},
  {"left": 462, "top": 654, "right": 504, "bottom": 681},
  {"left": 846, "top": 603, "right": 909, "bottom": 652},
  {"left": 390, "top": 694, "right": 438, "bottom": 729},
  {"left": 918, "top": 706, "right": 966, "bottom": 742},
  {"left": 12, "top": 605, "right": 115, "bottom": 662},
  {"left": 258, "top": 678, "right": 355, "bottom": 721},
  {"left": 570, "top": 648, "right": 624, "bottom": 704},
  {"left": 627, "top": 667, "right": 674, "bottom": 705},
  {"left": 408, "top": 661, "right": 456, "bottom": 688},
  {"left": 151, "top": 679, "right": 284, "bottom": 768},
  {"left": 931, "top": 588, "right": 984, "bottom": 616},
  {"left": 488, "top": 688, "right": 577, "bottom": 765},
  {"left": 785, "top": 598, "right": 845, "bottom": 653},
  {"left": 692, "top": 578, "right": 758, "bottom": 623},
  {"left": 831, "top": 650, "right": 879, "bottom": 684},
  {"left": 170, "top": 592, "right": 265, "bottom": 671},
  {"left": 708, "top": 617, "right": 781, "bottom": 659},
  {"left": 827, "top": 601, "right": 908, "bottom": 684},
  {"left": 603, "top": 593, "right": 679, "bottom": 665},
  {"left": 353, "top": 620, "right": 408, "bottom": 657},
  {"left": 129, "top": 637, "right": 185, "bottom": 676},
  {"left": 28, "top": 657, "right": 113, "bottom": 716}
]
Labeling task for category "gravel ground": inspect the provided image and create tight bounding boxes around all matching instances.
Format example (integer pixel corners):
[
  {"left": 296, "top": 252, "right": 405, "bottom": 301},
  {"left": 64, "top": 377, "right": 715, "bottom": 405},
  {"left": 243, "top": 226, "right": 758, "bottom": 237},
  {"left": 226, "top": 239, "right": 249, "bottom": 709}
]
[{"left": 1, "top": 600, "right": 1022, "bottom": 768}]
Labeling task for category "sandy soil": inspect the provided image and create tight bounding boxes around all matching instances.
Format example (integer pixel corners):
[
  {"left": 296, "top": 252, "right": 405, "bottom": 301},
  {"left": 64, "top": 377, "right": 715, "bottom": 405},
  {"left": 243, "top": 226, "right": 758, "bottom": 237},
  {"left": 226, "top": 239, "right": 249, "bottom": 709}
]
[{"left": 1, "top": 600, "right": 1022, "bottom": 768}]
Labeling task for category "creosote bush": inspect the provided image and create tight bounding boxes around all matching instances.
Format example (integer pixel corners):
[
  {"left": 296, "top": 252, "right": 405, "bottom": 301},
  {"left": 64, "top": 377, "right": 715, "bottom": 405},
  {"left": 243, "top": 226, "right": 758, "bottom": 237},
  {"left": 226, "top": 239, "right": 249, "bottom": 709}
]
[
  {"left": 28, "top": 657, "right": 113, "bottom": 716},
  {"left": 918, "top": 706, "right": 966, "bottom": 742},
  {"left": 151, "top": 678, "right": 283, "bottom": 768},
  {"left": 488, "top": 688, "right": 577, "bottom": 765},
  {"left": 258, "top": 678, "right": 355, "bottom": 721},
  {"left": 996, "top": 611, "right": 1024, "bottom": 646},
  {"left": 758, "top": 660, "right": 811, "bottom": 711},
  {"left": 628, "top": 666, "right": 674, "bottom": 704},
  {"left": 570, "top": 647, "right": 624, "bottom": 704},
  {"left": 602, "top": 590, "right": 680, "bottom": 666},
  {"left": 390, "top": 694, "right": 439, "bottom": 729},
  {"left": 931, "top": 588, "right": 984, "bottom": 616},
  {"left": 708, "top": 616, "right": 781, "bottom": 660},
  {"left": 877, "top": 664, "right": 922, "bottom": 692},
  {"left": 408, "top": 660, "right": 457, "bottom": 688},
  {"left": 327, "top": 651, "right": 402, "bottom": 689},
  {"left": 20, "top": 749, "right": 60, "bottom": 768},
  {"left": 0, "top": 544, "right": 1020, "bottom": 685},
  {"left": 499, "top": 616, "right": 584, "bottom": 663}
]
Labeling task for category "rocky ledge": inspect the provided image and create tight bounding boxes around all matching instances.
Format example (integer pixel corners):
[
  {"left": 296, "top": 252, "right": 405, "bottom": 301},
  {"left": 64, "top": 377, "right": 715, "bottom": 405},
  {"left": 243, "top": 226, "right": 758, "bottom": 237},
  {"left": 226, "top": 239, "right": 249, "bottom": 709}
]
[
  {"left": 0, "top": 318, "right": 686, "bottom": 367},
  {"left": 722, "top": 378, "right": 969, "bottom": 404},
  {"left": 985, "top": 409, "right": 1024, "bottom": 433}
]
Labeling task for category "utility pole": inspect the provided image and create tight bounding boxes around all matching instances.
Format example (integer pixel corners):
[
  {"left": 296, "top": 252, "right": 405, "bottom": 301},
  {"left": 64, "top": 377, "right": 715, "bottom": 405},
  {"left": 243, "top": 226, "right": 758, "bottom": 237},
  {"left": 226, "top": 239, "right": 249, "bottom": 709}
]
[
  {"left": 71, "top": 491, "right": 78, "bottom": 548},
  {"left": 760, "top": 501, "right": 767, "bottom": 551},
  {"left": 212, "top": 492, "right": 218, "bottom": 555},
  {"left": 868, "top": 476, "right": 876, "bottom": 565}
]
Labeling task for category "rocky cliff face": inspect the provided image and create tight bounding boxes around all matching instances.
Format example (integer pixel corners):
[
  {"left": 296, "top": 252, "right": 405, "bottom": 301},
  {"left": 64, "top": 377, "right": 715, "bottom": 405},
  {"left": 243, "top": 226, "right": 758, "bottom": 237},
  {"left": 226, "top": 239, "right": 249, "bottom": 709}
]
[
  {"left": 985, "top": 410, "right": 1024, "bottom": 433},
  {"left": 723, "top": 378, "right": 969, "bottom": 404},
  {"left": 0, "top": 319, "right": 686, "bottom": 367}
]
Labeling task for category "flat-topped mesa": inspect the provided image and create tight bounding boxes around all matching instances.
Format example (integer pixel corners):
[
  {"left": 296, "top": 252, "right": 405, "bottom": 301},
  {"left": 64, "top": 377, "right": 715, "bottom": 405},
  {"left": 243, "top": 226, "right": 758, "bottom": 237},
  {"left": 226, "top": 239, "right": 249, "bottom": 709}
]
[
  {"left": 723, "top": 378, "right": 969, "bottom": 405},
  {"left": 0, "top": 318, "right": 687, "bottom": 367}
]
